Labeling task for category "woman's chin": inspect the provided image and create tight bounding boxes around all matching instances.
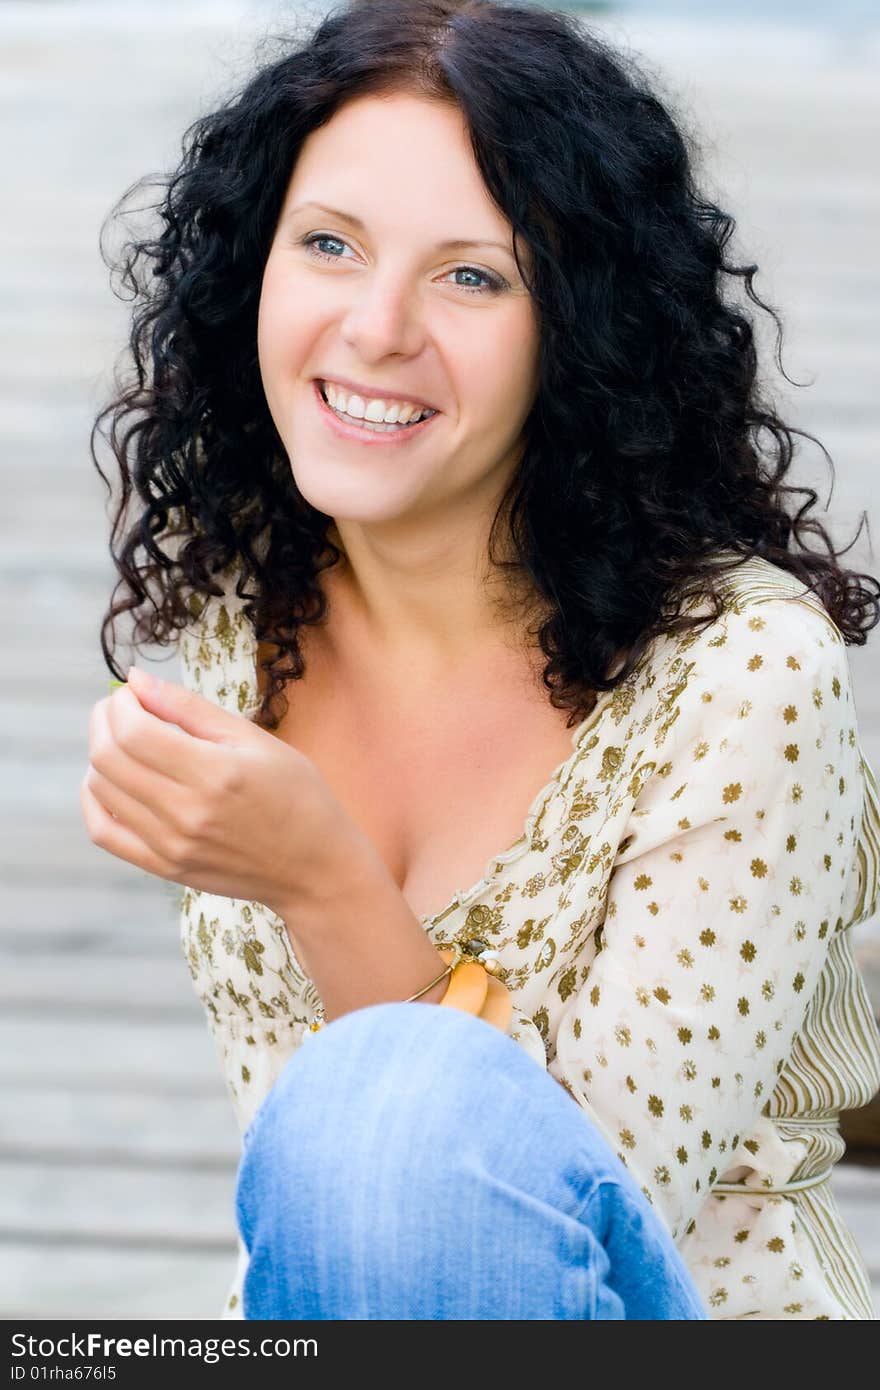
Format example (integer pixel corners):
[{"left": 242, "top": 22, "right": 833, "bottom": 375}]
[{"left": 287, "top": 470, "right": 424, "bottom": 524}]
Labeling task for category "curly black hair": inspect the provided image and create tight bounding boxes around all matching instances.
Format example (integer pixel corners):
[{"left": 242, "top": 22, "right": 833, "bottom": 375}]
[{"left": 91, "top": 0, "right": 878, "bottom": 731}]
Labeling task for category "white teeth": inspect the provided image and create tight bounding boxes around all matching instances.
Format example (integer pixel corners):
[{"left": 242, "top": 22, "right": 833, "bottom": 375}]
[{"left": 322, "top": 381, "right": 433, "bottom": 424}]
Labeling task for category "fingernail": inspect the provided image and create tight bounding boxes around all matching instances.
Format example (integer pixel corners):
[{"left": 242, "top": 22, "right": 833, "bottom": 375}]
[{"left": 129, "top": 665, "right": 160, "bottom": 692}]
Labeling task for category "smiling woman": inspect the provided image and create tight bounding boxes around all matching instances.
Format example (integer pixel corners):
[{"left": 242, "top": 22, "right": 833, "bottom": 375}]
[
  {"left": 254, "top": 88, "right": 541, "bottom": 576},
  {"left": 88, "top": 0, "right": 880, "bottom": 1321}
]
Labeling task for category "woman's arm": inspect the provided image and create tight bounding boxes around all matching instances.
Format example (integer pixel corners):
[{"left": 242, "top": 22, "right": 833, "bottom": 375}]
[
  {"left": 274, "top": 836, "right": 452, "bottom": 1022},
  {"left": 87, "top": 668, "right": 452, "bottom": 1024},
  {"left": 545, "top": 598, "right": 865, "bottom": 1241}
]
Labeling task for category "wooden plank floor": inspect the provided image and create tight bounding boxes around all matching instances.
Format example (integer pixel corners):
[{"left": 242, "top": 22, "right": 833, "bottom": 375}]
[{"left": 2, "top": 2, "right": 878, "bottom": 1319}]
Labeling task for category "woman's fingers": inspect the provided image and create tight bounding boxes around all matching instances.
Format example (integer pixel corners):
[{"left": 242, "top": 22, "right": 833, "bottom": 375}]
[
  {"left": 87, "top": 695, "right": 204, "bottom": 860},
  {"left": 88, "top": 694, "right": 202, "bottom": 832},
  {"left": 79, "top": 775, "right": 179, "bottom": 881},
  {"left": 82, "top": 759, "right": 184, "bottom": 861},
  {"left": 101, "top": 684, "right": 217, "bottom": 786}
]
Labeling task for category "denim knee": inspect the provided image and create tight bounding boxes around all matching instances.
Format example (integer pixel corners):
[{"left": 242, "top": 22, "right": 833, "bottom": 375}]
[
  {"left": 237, "top": 999, "right": 625, "bottom": 1219},
  {"left": 234, "top": 1001, "right": 707, "bottom": 1319}
]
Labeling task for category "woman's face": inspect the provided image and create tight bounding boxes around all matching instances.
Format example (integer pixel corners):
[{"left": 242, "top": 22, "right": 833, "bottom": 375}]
[{"left": 257, "top": 91, "right": 540, "bottom": 530}]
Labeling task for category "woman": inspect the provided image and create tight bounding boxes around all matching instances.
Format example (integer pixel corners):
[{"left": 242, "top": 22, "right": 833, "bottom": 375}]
[{"left": 83, "top": 0, "right": 880, "bottom": 1319}]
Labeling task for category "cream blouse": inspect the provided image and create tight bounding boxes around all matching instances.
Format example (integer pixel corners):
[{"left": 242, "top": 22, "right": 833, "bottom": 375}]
[{"left": 177, "top": 550, "right": 880, "bottom": 1320}]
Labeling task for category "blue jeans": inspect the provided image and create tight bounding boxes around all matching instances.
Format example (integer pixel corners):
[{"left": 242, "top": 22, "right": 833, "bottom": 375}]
[{"left": 234, "top": 1001, "right": 708, "bottom": 1320}]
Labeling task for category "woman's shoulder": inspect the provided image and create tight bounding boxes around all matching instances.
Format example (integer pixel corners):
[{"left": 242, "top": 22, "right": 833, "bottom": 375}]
[
  {"left": 706, "top": 549, "right": 845, "bottom": 640},
  {"left": 655, "top": 548, "right": 849, "bottom": 680},
  {"left": 690, "top": 553, "right": 880, "bottom": 933},
  {"left": 618, "top": 549, "right": 860, "bottom": 784}
]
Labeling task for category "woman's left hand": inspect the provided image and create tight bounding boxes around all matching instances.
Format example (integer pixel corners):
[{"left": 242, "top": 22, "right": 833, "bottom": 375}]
[{"left": 81, "top": 665, "right": 351, "bottom": 916}]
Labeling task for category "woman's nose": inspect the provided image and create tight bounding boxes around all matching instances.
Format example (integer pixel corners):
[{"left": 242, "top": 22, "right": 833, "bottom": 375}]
[{"left": 339, "top": 272, "right": 425, "bottom": 359}]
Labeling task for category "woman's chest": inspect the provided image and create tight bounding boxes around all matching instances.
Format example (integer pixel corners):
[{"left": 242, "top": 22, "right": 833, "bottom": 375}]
[
  {"left": 257, "top": 641, "right": 583, "bottom": 923},
  {"left": 183, "top": 629, "right": 633, "bottom": 1046}
]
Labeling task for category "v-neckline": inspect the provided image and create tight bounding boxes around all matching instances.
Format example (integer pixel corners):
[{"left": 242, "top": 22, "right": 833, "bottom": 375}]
[
  {"left": 412, "top": 687, "right": 616, "bottom": 932},
  {"left": 239, "top": 617, "right": 616, "bottom": 934}
]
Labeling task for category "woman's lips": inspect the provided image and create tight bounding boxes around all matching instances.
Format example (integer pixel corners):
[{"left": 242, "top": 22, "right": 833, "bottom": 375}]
[{"left": 312, "top": 379, "right": 439, "bottom": 447}]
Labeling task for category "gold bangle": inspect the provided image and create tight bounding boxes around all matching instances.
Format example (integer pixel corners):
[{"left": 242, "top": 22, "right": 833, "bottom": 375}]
[
  {"left": 405, "top": 955, "right": 457, "bottom": 1002},
  {"left": 308, "top": 943, "right": 466, "bottom": 1030},
  {"left": 305, "top": 941, "right": 515, "bottom": 1036}
]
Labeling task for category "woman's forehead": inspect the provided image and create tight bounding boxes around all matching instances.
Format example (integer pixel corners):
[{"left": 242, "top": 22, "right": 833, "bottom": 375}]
[{"left": 279, "top": 95, "right": 520, "bottom": 247}]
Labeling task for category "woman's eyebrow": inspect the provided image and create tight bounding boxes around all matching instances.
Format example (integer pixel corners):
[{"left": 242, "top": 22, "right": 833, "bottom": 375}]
[{"left": 286, "top": 200, "right": 515, "bottom": 255}]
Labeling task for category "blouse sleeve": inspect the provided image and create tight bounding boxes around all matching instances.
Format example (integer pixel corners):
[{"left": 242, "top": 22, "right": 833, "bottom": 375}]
[{"left": 543, "top": 598, "right": 865, "bottom": 1241}]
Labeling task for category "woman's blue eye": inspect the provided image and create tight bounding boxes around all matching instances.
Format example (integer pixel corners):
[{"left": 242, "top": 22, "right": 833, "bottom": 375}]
[
  {"left": 299, "top": 233, "right": 507, "bottom": 295},
  {"left": 302, "top": 234, "right": 349, "bottom": 261}
]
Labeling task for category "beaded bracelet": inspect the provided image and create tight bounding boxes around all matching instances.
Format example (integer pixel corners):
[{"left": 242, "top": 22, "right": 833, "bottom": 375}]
[
  {"left": 306, "top": 945, "right": 465, "bottom": 1034},
  {"left": 435, "top": 948, "right": 489, "bottom": 1013},
  {"left": 435, "top": 946, "right": 513, "bottom": 1033},
  {"left": 306, "top": 939, "right": 512, "bottom": 1035}
]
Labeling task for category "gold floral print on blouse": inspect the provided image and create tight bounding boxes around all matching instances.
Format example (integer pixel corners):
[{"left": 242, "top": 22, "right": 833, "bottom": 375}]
[{"left": 177, "top": 550, "right": 880, "bottom": 1320}]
